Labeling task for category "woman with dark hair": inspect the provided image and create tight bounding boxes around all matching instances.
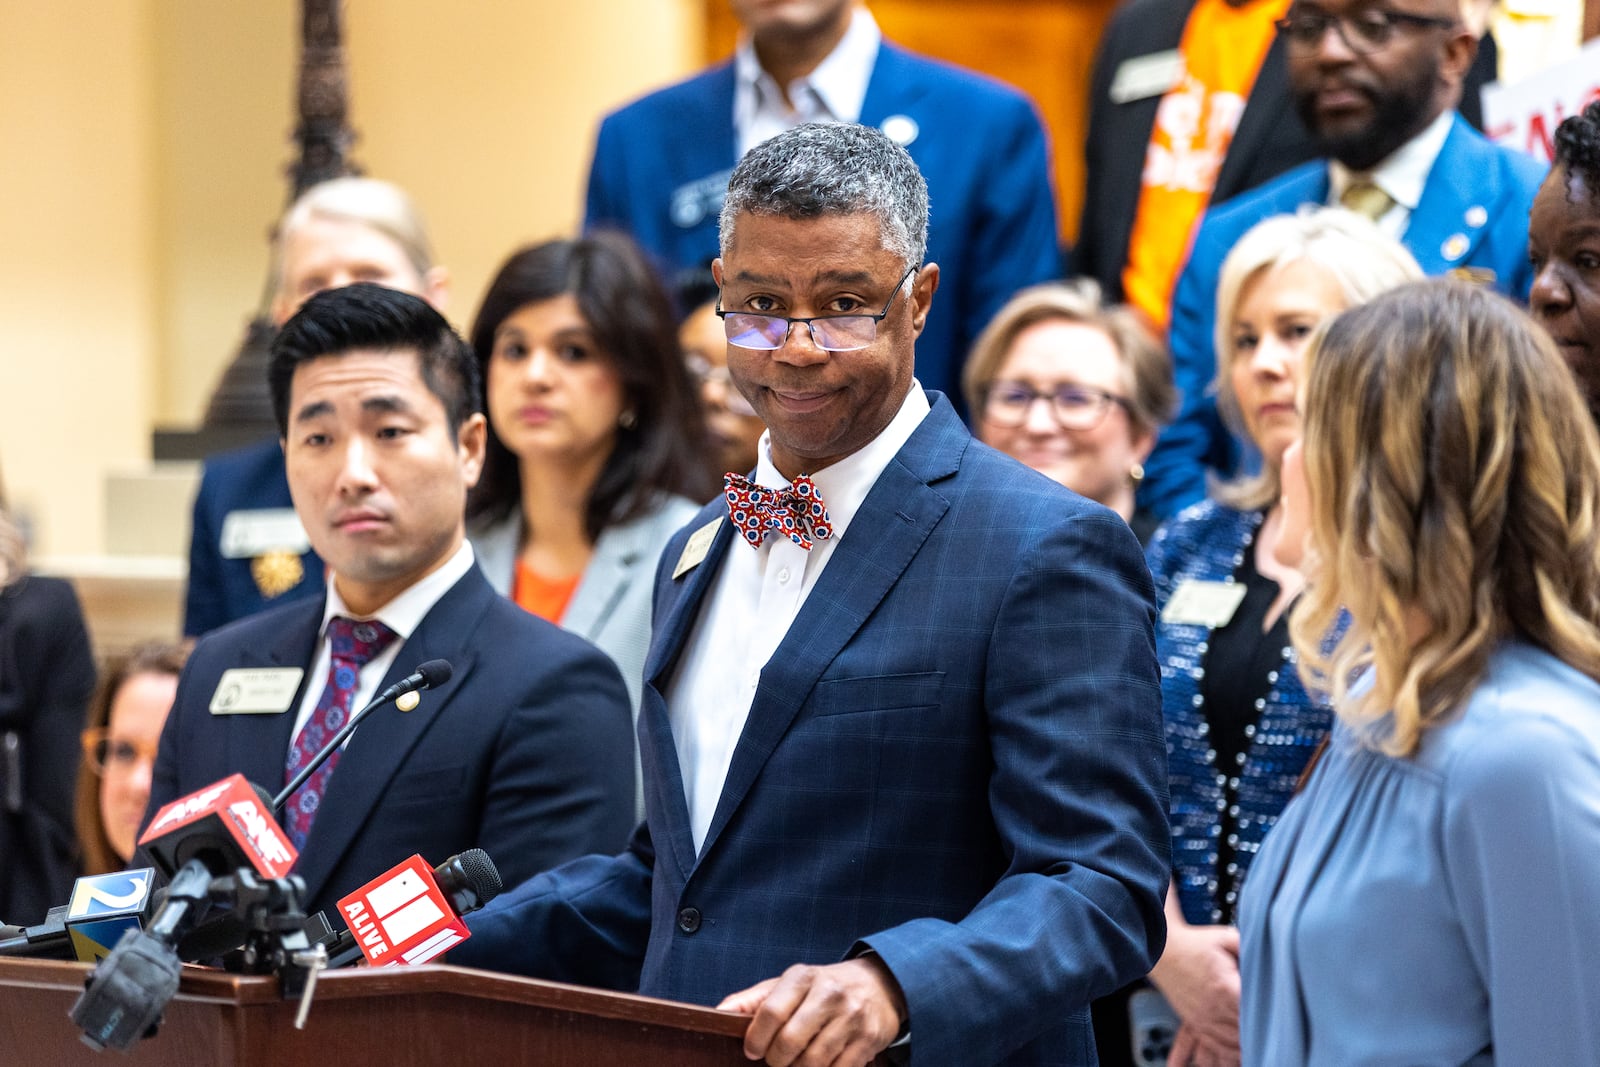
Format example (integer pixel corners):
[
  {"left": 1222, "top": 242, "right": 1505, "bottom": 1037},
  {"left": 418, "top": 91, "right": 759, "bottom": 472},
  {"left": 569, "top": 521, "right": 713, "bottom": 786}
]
[
  {"left": 467, "top": 233, "right": 711, "bottom": 718},
  {"left": 74, "top": 643, "right": 187, "bottom": 874},
  {"left": 1529, "top": 97, "right": 1600, "bottom": 423}
]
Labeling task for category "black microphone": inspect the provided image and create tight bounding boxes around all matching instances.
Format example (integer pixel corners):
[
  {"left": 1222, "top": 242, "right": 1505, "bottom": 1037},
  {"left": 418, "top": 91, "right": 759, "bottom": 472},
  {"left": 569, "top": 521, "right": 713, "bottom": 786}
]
[
  {"left": 314, "top": 848, "right": 502, "bottom": 969},
  {"left": 272, "top": 658, "right": 453, "bottom": 815},
  {"left": 70, "top": 858, "right": 212, "bottom": 1051}
]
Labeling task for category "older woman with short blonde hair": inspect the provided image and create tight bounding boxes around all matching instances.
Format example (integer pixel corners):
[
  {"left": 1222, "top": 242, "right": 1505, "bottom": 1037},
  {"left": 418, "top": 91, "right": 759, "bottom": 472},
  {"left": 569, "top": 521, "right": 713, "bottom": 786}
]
[
  {"left": 965, "top": 280, "right": 1174, "bottom": 540},
  {"left": 1141, "top": 208, "right": 1420, "bottom": 1066}
]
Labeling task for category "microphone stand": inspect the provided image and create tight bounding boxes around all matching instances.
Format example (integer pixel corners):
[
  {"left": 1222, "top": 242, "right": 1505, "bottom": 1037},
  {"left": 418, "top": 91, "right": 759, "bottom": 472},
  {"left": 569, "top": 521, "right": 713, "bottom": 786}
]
[{"left": 274, "top": 684, "right": 409, "bottom": 813}]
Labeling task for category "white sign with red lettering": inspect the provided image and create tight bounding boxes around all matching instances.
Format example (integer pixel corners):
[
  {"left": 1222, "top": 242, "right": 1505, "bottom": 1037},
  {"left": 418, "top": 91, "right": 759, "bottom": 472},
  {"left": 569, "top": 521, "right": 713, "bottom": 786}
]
[{"left": 1482, "top": 39, "right": 1600, "bottom": 164}]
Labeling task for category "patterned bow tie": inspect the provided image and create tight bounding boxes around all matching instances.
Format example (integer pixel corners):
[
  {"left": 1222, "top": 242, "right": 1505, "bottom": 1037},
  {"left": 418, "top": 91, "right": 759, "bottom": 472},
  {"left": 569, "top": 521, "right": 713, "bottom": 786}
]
[{"left": 724, "top": 472, "right": 835, "bottom": 550}]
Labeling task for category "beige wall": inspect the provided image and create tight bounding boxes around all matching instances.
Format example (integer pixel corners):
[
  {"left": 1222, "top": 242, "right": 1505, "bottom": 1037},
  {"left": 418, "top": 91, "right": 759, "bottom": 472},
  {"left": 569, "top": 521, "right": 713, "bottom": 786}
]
[
  {"left": 0, "top": 0, "right": 703, "bottom": 558},
  {"left": 1, "top": 0, "right": 159, "bottom": 558}
]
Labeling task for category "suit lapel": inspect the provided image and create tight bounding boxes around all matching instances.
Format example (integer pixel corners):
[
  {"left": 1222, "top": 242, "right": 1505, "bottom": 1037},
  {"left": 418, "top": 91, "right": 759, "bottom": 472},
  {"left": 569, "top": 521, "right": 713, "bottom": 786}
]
[
  {"left": 1403, "top": 116, "right": 1490, "bottom": 276},
  {"left": 224, "top": 601, "right": 323, "bottom": 796},
  {"left": 694, "top": 400, "right": 965, "bottom": 862},
  {"left": 563, "top": 521, "right": 641, "bottom": 643},
  {"left": 642, "top": 509, "right": 737, "bottom": 882},
  {"left": 859, "top": 44, "right": 928, "bottom": 128},
  {"left": 290, "top": 568, "right": 489, "bottom": 904}
]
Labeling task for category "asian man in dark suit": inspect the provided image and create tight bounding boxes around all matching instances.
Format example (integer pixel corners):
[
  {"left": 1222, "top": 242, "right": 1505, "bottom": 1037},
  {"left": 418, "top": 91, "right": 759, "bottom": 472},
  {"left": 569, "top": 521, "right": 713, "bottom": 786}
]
[
  {"left": 183, "top": 178, "right": 449, "bottom": 638},
  {"left": 453, "top": 123, "right": 1170, "bottom": 1067},
  {"left": 146, "top": 284, "right": 636, "bottom": 917}
]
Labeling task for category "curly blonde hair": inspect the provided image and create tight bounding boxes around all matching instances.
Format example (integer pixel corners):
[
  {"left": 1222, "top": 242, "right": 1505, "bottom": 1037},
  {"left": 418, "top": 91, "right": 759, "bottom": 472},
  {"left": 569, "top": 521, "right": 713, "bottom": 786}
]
[{"left": 1291, "top": 280, "right": 1600, "bottom": 756}]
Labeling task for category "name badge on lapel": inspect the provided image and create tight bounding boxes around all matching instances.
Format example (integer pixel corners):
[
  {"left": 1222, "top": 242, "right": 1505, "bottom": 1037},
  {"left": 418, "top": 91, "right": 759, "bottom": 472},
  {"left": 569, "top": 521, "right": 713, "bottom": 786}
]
[
  {"left": 220, "top": 509, "right": 311, "bottom": 558},
  {"left": 673, "top": 518, "right": 723, "bottom": 579},
  {"left": 1161, "top": 579, "right": 1248, "bottom": 629},
  {"left": 210, "top": 668, "right": 304, "bottom": 715},
  {"left": 670, "top": 169, "right": 735, "bottom": 229},
  {"left": 1110, "top": 50, "right": 1185, "bottom": 105}
]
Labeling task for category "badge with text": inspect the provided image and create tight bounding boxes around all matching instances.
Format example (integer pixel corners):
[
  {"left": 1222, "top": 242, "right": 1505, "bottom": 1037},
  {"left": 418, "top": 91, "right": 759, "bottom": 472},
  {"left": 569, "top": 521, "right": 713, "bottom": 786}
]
[
  {"left": 209, "top": 667, "right": 305, "bottom": 715},
  {"left": 1161, "top": 579, "right": 1248, "bottom": 629},
  {"left": 1110, "top": 49, "right": 1186, "bottom": 105},
  {"left": 220, "top": 508, "right": 311, "bottom": 559},
  {"left": 673, "top": 518, "right": 723, "bottom": 579}
]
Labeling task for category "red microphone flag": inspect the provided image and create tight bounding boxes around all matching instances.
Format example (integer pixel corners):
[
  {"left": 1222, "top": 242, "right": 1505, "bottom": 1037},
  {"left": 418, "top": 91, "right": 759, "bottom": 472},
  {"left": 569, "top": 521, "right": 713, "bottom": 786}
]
[{"left": 337, "top": 855, "right": 469, "bottom": 967}]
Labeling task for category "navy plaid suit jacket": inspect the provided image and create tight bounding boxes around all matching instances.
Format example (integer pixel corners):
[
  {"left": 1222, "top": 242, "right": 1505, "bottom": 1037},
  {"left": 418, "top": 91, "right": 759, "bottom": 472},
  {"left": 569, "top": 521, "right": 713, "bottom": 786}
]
[{"left": 457, "top": 394, "right": 1171, "bottom": 1066}]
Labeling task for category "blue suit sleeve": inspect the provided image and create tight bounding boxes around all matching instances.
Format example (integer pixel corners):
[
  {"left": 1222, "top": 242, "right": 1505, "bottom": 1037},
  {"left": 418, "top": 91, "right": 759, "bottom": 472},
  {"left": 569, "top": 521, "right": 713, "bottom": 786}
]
[
  {"left": 183, "top": 465, "right": 225, "bottom": 638},
  {"left": 583, "top": 115, "right": 626, "bottom": 234},
  {"left": 1140, "top": 227, "right": 1228, "bottom": 519},
  {"left": 1442, "top": 711, "right": 1600, "bottom": 1060},
  {"left": 454, "top": 821, "right": 655, "bottom": 991},
  {"left": 478, "top": 636, "right": 638, "bottom": 891},
  {"left": 964, "top": 96, "right": 1061, "bottom": 348},
  {"left": 859, "top": 508, "right": 1170, "bottom": 1063}
]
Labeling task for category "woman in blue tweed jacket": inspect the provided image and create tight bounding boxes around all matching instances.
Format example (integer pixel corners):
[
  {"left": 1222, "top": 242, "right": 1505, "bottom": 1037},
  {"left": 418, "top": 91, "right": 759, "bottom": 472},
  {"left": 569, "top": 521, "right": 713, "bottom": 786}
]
[{"left": 1129, "top": 209, "right": 1418, "bottom": 1067}]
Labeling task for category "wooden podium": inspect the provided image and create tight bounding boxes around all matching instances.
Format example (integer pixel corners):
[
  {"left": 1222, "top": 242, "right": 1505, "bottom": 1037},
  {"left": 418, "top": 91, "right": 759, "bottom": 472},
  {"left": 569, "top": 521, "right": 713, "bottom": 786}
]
[{"left": 0, "top": 957, "right": 759, "bottom": 1066}]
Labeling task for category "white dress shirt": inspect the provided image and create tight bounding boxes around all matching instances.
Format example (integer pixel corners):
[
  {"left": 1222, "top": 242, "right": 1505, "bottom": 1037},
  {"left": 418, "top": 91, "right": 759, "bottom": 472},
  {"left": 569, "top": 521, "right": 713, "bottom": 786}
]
[
  {"left": 667, "top": 385, "right": 931, "bottom": 852},
  {"left": 289, "top": 539, "right": 475, "bottom": 747},
  {"left": 733, "top": 7, "right": 882, "bottom": 158},
  {"left": 1326, "top": 108, "right": 1454, "bottom": 239}
]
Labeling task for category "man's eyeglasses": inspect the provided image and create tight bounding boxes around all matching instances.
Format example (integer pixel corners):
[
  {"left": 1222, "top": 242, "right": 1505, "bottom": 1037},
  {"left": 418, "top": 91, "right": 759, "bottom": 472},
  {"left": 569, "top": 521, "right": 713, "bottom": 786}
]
[
  {"left": 684, "top": 353, "right": 759, "bottom": 417},
  {"left": 717, "top": 265, "right": 918, "bottom": 352},
  {"left": 1274, "top": 9, "right": 1457, "bottom": 55},
  {"left": 982, "top": 381, "right": 1134, "bottom": 431},
  {"left": 81, "top": 728, "right": 159, "bottom": 776}
]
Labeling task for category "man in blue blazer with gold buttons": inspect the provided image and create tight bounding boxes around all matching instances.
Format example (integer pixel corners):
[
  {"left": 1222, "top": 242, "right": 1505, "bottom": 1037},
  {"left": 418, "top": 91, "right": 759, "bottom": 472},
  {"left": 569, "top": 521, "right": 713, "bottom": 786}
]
[
  {"left": 1142, "top": 0, "right": 1545, "bottom": 518},
  {"left": 454, "top": 123, "right": 1169, "bottom": 1067},
  {"left": 583, "top": 0, "right": 1059, "bottom": 419}
]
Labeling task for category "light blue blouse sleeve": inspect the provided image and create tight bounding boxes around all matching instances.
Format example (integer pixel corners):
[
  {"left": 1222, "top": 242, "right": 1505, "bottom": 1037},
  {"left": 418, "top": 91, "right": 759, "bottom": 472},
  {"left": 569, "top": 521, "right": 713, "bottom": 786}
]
[{"left": 1441, "top": 709, "right": 1600, "bottom": 1059}]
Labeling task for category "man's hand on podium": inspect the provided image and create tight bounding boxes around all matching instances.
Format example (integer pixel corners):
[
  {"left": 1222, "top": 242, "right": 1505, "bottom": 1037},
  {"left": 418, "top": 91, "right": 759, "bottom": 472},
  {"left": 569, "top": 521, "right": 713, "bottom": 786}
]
[{"left": 718, "top": 955, "right": 907, "bottom": 1067}]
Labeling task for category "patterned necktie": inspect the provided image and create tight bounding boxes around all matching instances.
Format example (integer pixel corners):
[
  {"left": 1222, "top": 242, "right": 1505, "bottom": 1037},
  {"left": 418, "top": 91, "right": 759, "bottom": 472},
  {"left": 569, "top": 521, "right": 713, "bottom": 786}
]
[
  {"left": 723, "top": 472, "right": 835, "bottom": 550},
  {"left": 283, "top": 616, "right": 398, "bottom": 848},
  {"left": 1340, "top": 180, "right": 1396, "bottom": 222}
]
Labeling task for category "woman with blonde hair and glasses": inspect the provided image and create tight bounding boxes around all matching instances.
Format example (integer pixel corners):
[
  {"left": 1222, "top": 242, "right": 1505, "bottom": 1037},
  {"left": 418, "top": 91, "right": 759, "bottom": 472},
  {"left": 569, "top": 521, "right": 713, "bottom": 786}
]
[
  {"left": 964, "top": 280, "right": 1174, "bottom": 542},
  {"left": 1240, "top": 280, "right": 1600, "bottom": 1064},
  {"left": 1141, "top": 208, "right": 1419, "bottom": 1067},
  {"left": 74, "top": 643, "right": 187, "bottom": 874}
]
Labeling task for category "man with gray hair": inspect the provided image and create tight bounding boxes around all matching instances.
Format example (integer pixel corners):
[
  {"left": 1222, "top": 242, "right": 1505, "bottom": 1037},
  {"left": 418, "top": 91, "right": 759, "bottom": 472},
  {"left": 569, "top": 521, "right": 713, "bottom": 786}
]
[{"left": 456, "top": 123, "right": 1169, "bottom": 1067}]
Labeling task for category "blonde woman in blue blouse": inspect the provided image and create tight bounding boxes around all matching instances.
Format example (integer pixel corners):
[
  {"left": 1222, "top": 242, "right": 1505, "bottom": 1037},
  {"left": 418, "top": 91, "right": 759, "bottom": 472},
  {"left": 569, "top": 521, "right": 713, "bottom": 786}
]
[{"left": 1241, "top": 280, "right": 1600, "bottom": 1064}]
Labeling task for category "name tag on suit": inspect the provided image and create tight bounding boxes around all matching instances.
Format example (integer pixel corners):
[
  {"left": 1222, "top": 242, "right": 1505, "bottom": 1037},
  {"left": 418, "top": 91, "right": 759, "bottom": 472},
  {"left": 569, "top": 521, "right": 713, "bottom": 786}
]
[
  {"left": 1161, "top": 579, "right": 1247, "bottom": 629},
  {"left": 220, "top": 508, "right": 311, "bottom": 558},
  {"left": 210, "top": 668, "right": 304, "bottom": 715},
  {"left": 1110, "top": 50, "right": 1185, "bottom": 105},
  {"left": 673, "top": 518, "right": 723, "bottom": 580}
]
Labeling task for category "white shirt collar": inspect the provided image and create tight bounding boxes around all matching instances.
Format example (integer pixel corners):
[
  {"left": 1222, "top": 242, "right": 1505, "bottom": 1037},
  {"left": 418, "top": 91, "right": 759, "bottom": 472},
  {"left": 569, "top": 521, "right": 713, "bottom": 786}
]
[
  {"left": 750, "top": 380, "right": 930, "bottom": 543},
  {"left": 319, "top": 539, "right": 475, "bottom": 640},
  {"left": 1328, "top": 108, "right": 1455, "bottom": 212},
  {"left": 733, "top": 7, "right": 881, "bottom": 157}
]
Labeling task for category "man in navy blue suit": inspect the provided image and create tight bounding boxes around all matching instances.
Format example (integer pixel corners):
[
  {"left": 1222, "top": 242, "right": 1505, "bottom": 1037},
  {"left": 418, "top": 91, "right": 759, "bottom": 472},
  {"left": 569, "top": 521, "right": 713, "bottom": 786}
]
[
  {"left": 147, "top": 285, "right": 635, "bottom": 917},
  {"left": 1141, "top": 0, "right": 1545, "bottom": 517},
  {"left": 454, "top": 123, "right": 1169, "bottom": 1067},
  {"left": 584, "top": 0, "right": 1060, "bottom": 418}
]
